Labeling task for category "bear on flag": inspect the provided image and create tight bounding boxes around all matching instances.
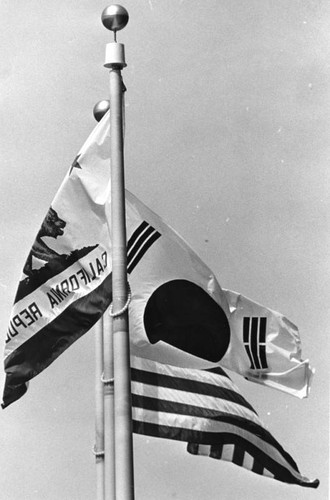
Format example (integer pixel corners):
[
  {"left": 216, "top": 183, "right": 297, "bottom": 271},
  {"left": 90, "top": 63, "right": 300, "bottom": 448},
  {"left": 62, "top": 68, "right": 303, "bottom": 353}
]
[
  {"left": 2, "top": 118, "right": 114, "bottom": 408},
  {"left": 2, "top": 112, "right": 314, "bottom": 408}
]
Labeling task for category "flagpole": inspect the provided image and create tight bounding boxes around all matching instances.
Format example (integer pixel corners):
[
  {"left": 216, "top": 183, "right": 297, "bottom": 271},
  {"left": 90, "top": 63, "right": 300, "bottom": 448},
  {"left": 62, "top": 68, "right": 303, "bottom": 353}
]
[
  {"left": 102, "top": 310, "right": 116, "bottom": 500},
  {"left": 102, "top": 6, "right": 135, "bottom": 500},
  {"left": 94, "top": 318, "right": 105, "bottom": 500},
  {"left": 93, "top": 101, "right": 115, "bottom": 500}
]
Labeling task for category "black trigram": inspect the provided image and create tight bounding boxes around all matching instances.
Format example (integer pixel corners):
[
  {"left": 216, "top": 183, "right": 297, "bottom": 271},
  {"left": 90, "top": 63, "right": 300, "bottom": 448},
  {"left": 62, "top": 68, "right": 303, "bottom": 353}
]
[
  {"left": 243, "top": 317, "right": 268, "bottom": 370},
  {"left": 127, "top": 221, "right": 161, "bottom": 274}
]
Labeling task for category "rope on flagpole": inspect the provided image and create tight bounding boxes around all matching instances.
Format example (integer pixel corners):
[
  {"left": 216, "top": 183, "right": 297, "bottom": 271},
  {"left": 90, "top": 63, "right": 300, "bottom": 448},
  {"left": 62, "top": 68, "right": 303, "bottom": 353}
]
[
  {"left": 93, "top": 445, "right": 105, "bottom": 460},
  {"left": 101, "top": 374, "right": 114, "bottom": 386},
  {"left": 109, "top": 282, "right": 131, "bottom": 317}
]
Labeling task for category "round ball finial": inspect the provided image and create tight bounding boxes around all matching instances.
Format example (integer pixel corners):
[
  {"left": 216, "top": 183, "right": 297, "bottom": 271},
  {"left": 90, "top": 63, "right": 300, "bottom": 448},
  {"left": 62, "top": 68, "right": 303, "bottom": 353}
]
[
  {"left": 101, "top": 5, "right": 129, "bottom": 32},
  {"left": 93, "top": 100, "right": 110, "bottom": 122}
]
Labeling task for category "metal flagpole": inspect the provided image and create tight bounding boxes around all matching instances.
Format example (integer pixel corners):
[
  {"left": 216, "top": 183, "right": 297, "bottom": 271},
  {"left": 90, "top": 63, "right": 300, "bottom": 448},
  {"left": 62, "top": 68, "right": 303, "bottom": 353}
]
[
  {"left": 101, "top": 6, "right": 135, "bottom": 500},
  {"left": 93, "top": 101, "right": 115, "bottom": 500},
  {"left": 93, "top": 100, "right": 116, "bottom": 500},
  {"left": 102, "top": 310, "right": 116, "bottom": 500},
  {"left": 94, "top": 318, "right": 105, "bottom": 500}
]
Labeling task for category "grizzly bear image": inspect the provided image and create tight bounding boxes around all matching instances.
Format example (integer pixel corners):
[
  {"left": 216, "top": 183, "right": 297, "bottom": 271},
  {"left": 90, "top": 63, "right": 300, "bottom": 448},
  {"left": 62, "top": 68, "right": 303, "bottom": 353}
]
[
  {"left": 16, "top": 206, "right": 97, "bottom": 303},
  {"left": 23, "top": 207, "right": 66, "bottom": 277}
]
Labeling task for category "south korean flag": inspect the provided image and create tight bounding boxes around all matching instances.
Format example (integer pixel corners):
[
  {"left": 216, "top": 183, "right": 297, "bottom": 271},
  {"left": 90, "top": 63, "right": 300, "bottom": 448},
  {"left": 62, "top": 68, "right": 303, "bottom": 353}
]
[{"left": 125, "top": 191, "right": 314, "bottom": 398}]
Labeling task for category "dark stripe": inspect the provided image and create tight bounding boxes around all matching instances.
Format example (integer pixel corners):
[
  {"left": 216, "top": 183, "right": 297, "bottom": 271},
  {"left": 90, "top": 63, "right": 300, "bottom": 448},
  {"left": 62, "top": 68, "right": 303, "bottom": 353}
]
[
  {"left": 232, "top": 445, "right": 245, "bottom": 466},
  {"left": 252, "top": 456, "right": 264, "bottom": 475},
  {"left": 127, "top": 224, "right": 155, "bottom": 260},
  {"left": 204, "top": 366, "right": 230, "bottom": 378},
  {"left": 243, "top": 317, "right": 256, "bottom": 369},
  {"left": 259, "top": 317, "right": 268, "bottom": 369},
  {"left": 245, "top": 345, "right": 255, "bottom": 371},
  {"left": 243, "top": 317, "right": 250, "bottom": 344},
  {"left": 259, "top": 317, "right": 267, "bottom": 343},
  {"left": 250, "top": 317, "right": 261, "bottom": 370},
  {"left": 127, "top": 221, "right": 149, "bottom": 252},
  {"left": 131, "top": 367, "right": 257, "bottom": 414},
  {"left": 132, "top": 393, "right": 289, "bottom": 459},
  {"left": 259, "top": 344, "right": 268, "bottom": 370},
  {"left": 2, "top": 273, "right": 113, "bottom": 408},
  {"left": 127, "top": 231, "right": 161, "bottom": 274},
  {"left": 187, "top": 443, "right": 199, "bottom": 455},
  {"left": 133, "top": 423, "right": 318, "bottom": 488},
  {"left": 210, "top": 443, "right": 223, "bottom": 459},
  {"left": 133, "top": 394, "right": 256, "bottom": 425}
]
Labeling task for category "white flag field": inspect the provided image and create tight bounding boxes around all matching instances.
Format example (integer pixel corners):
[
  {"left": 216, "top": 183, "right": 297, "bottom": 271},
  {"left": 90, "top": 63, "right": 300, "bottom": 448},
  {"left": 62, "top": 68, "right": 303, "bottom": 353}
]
[{"left": 125, "top": 190, "right": 313, "bottom": 399}]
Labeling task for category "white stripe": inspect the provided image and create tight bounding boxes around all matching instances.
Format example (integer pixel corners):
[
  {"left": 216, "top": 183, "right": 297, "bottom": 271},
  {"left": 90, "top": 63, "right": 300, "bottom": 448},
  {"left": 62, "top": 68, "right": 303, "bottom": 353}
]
[
  {"left": 132, "top": 380, "right": 261, "bottom": 426},
  {"left": 222, "top": 444, "right": 234, "bottom": 462},
  {"left": 242, "top": 451, "right": 254, "bottom": 471},
  {"left": 131, "top": 356, "right": 237, "bottom": 393},
  {"left": 263, "top": 468, "right": 275, "bottom": 479},
  {"left": 203, "top": 446, "right": 275, "bottom": 480},
  {"left": 5, "top": 246, "right": 110, "bottom": 358},
  {"left": 132, "top": 407, "right": 306, "bottom": 483},
  {"left": 196, "top": 444, "right": 211, "bottom": 456}
]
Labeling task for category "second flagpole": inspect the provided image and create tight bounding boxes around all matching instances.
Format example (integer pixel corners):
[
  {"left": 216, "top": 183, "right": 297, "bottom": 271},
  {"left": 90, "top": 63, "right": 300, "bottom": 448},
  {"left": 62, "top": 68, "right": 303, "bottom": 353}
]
[
  {"left": 102, "top": 6, "right": 135, "bottom": 500},
  {"left": 93, "top": 101, "right": 115, "bottom": 500}
]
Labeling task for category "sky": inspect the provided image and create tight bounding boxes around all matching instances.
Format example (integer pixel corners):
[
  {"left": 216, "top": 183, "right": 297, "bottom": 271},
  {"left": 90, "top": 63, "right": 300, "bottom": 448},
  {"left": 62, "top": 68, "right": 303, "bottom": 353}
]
[{"left": 0, "top": 1, "right": 329, "bottom": 499}]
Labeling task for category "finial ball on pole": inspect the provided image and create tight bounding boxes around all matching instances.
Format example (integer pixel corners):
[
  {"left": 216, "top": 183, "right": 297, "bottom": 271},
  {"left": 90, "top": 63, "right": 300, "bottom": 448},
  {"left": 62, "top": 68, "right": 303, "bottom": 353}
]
[
  {"left": 93, "top": 100, "right": 110, "bottom": 122},
  {"left": 101, "top": 5, "right": 129, "bottom": 32}
]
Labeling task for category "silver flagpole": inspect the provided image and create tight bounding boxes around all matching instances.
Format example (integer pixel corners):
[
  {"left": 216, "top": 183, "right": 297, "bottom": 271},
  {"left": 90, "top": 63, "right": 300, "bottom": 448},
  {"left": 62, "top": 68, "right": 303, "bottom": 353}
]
[
  {"left": 94, "top": 318, "right": 105, "bottom": 500},
  {"left": 93, "top": 102, "right": 116, "bottom": 500},
  {"left": 103, "top": 310, "right": 116, "bottom": 500},
  {"left": 101, "top": 6, "right": 135, "bottom": 500}
]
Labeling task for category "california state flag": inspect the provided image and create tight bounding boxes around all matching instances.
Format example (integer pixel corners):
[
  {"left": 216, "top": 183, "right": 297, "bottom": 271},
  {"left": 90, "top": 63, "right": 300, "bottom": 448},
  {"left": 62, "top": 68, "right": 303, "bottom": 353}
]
[{"left": 2, "top": 115, "right": 114, "bottom": 408}]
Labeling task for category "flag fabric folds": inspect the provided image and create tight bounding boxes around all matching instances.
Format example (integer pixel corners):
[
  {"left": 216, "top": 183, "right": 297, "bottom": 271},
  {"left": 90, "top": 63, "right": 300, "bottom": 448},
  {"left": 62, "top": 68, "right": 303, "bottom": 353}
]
[
  {"left": 131, "top": 356, "right": 319, "bottom": 488},
  {"left": 2, "top": 112, "right": 313, "bottom": 408},
  {"left": 2, "top": 116, "right": 114, "bottom": 408},
  {"left": 125, "top": 192, "right": 314, "bottom": 398},
  {"left": 221, "top": 289, "right": 314, "bottom": 398}
]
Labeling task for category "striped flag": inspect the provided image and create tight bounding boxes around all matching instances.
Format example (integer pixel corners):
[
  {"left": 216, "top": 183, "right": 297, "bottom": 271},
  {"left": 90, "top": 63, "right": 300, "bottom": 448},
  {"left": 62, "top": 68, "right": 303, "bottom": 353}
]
[{"left": 131, "top": 356, "right": 319, "bottom": 489}]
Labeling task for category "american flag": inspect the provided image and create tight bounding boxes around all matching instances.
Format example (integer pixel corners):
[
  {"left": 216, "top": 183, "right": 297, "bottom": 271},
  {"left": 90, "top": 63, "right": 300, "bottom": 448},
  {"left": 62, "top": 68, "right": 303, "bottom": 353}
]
[{"left": 131, "top": 356, "right": 319, "bottom": 489}]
